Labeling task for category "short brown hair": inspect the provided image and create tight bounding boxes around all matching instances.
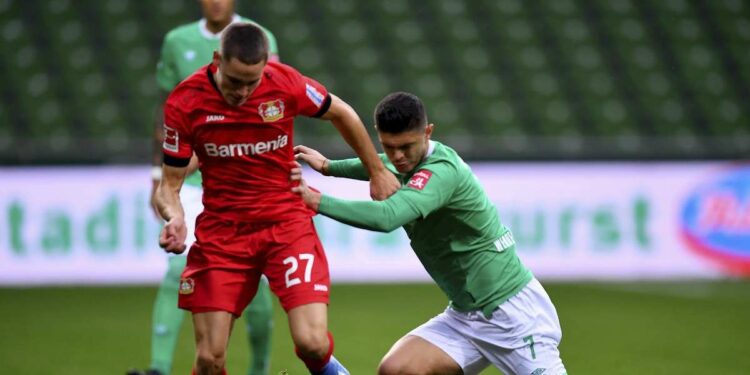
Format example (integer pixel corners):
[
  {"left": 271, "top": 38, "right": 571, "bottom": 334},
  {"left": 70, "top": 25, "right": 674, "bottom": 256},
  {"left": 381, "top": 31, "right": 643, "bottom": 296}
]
[{"left": 220, "top": 23, "right": 269, "bottom": 64}]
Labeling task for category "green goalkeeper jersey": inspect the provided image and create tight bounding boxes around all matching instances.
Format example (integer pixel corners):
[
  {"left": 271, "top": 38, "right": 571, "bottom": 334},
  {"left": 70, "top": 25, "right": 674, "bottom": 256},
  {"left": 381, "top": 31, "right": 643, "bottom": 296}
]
[
  {"left": 156, "top": 15, "right": 278, "bottom": 187},
  {"left": 321, "top": 141, "right": 532, "bottom": 317}
]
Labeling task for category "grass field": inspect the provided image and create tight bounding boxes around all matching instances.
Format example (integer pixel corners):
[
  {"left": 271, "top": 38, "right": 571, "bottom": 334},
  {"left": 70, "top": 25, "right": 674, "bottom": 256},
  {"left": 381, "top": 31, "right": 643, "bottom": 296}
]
[{"left": 1, "top": 281, "right": 749, "bottom": 375}]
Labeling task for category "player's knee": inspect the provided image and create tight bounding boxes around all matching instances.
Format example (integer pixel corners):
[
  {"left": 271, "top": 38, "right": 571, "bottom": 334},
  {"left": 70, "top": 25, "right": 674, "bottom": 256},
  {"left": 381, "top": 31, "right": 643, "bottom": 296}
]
[
  {"left": 293, "top": 330, "right": 329, "bottom": 359},
  {"left": 378, "top": 355, "right": 418, "bottom": 375},
  {"left": 195, "top": 347, "right": 227, "bottom": 371}
]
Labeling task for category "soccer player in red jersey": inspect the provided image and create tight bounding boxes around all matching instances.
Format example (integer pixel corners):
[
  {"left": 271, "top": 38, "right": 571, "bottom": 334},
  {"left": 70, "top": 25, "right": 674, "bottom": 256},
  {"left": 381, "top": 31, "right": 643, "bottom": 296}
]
[{"left": 154, "top": 23, "right": 399, "bottom": 375}]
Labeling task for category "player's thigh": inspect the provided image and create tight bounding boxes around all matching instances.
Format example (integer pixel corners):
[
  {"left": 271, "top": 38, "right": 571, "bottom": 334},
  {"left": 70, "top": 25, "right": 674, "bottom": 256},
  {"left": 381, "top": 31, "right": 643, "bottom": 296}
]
[
  {"left": 286, "top": 302, "right": 328, "bottom": 350},
  {"left": 482, "top": 279, "right": 566, "bottom": 375},
  {"left": 262, "top": 218, "right": 330, "bottom": 312},
  {"left": 406, "top": 312, "right": 490, "bottom": 375},
  {"left": 192, "top": 310, "right": 236, "bottom": 354},
  {"left": 180, "top": 214, "right": 263, "bottom": 316},
  {"left": 379, "top": 335, "right": 465, "bottom": 375}
]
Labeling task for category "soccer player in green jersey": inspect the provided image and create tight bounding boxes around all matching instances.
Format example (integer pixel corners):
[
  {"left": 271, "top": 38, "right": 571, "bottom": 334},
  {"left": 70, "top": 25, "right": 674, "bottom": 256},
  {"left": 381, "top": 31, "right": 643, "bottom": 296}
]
[
  {"left": 292, "top": 92, "right": 567, "bottom": 375},
  {"left": 132, "top": 1, "right": 278, "bottom": 375}
]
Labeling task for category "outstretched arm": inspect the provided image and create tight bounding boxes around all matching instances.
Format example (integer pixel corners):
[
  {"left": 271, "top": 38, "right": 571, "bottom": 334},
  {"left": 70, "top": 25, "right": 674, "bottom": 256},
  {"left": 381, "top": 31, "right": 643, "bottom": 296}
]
[
  {"left": 319, "top": 94, "right": 400, "bottom": 200},
  {"left": 292, "top": 162, "right": 458, "bottom": 232},
  {"left": 291, "top": 177, "right": 421, "bottom": 232},
  {"left": 294, "top": 144, "right": 372, "bottom": 181}
]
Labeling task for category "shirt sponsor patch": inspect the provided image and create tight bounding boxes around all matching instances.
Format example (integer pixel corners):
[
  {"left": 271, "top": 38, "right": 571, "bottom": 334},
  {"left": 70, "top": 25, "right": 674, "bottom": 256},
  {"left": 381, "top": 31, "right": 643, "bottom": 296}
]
[
  {"left": 407, "top": 169, "right": 433, "bottom": 191},
  {"left": 258, "top": 99, "right": 285, "bottom": 122},
  {"left": 163, "top": 124, "right": 179, "bottom": 152},
  {"left": 305, "top": 83, "right": 324, "bottom": 107}
]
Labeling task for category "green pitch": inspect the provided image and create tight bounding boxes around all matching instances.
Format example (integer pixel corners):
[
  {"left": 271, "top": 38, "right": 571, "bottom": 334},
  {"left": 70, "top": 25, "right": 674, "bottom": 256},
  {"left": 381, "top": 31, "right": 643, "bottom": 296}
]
[{"left": 1, "top": 281, "right": 749, "bottom": 374}]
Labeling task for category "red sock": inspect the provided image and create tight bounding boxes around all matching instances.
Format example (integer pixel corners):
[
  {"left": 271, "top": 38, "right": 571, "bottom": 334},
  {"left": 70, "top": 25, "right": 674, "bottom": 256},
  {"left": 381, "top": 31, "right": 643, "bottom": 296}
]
[{"left": 295, "top": 331, "right": 334, "bottom": 372}]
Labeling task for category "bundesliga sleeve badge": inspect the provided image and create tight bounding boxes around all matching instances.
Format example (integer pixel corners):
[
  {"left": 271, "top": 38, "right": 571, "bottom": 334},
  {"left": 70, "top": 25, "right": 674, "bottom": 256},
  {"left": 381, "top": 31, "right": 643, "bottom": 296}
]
[
  {"left": 163, "top": 124, "right": 179, "bottom": 152},
  {"left": 407, "top": 169, "right": 433, "bottom": 191}
]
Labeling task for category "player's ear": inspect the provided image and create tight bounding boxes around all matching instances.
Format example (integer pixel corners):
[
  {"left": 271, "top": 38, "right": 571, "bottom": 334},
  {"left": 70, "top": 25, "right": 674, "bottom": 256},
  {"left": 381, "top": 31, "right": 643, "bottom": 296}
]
[
  {"left": 425, "top": 123, "right": 434, "bottom": 139},
  {"left": 212, "top": 51, "right": 222, "bottom": 67}
]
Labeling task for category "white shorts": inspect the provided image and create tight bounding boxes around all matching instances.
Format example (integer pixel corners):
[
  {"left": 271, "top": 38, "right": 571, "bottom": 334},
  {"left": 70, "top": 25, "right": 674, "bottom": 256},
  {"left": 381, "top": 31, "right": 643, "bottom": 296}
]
[
  {"left": 179, "top": 184, "right": 203, "bottom": 251},
  {"left": 409, "top": 278, "right": 567, "bottom": 375}
]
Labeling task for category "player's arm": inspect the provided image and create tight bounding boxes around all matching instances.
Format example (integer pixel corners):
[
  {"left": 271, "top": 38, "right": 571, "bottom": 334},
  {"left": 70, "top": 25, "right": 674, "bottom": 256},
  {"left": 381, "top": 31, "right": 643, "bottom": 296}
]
[
  {"left": 149, "top": 91, "right": 169, "bottom": 218},
  {"left": 294, "top": 144, "right": 372, "bottom": 181},
  {"left": 319, "top": 94, "right": 400, "bottom": 199},
  {"left": 293, "top": 163, "right": 457, "bottom": 232},
  {"left": 155, "top": 163, "right": 188, "bottom": 254},
  {"left": 319, "top": 191, "right": 422, "bottom": 232},
  {"left": 150, "top": 32, "right": 181, "bottom": 217},
  {"left": 156, "top": 90, "right": 193, "bottom": 254}
]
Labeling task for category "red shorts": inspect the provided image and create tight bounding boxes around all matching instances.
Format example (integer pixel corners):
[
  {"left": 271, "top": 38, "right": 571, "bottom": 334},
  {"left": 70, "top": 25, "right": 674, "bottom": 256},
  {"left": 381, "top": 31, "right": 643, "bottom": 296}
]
[{"left": 178, "top": 212, "right": 330, "bottom": 316}]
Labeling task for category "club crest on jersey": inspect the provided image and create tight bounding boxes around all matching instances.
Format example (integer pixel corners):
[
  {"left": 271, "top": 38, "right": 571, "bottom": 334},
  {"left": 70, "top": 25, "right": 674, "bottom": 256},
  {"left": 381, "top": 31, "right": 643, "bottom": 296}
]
[
  {"left": 407, "top": 169, "right": 433, "bottom": 191},
  {"left": 178, "top": 278, "right": 195, "bottom": 295},
  {"left": 163, "top": 124, "right": 179, "bottom": 152},
  {"left": 258, "top": 99, "right": 285, "bottom": 122}
]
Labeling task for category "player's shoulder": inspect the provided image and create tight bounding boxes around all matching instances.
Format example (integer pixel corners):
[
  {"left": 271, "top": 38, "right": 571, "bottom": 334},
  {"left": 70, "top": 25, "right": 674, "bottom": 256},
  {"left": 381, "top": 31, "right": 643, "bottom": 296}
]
[
  {"left": 428, "top": 141, "right": 461, "bottom": 165},
  {"left": 420, "top": 142, "right": 465, "bottom": 175},
  {"left": 263, "top": 61, "right": 305, "bottom": 88},
  {"left": 166, "top": 66, "right": 211, "bottom": 108},
  {"left": 163, "top": 20, "right": 201, "bottom": 44}
]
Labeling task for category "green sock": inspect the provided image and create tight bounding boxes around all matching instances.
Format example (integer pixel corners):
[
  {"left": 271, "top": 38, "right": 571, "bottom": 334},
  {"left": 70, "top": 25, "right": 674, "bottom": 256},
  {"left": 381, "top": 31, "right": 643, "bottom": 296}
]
[
  {"left": 149, "top": 256, "right": 187, "bottom": 374},
  {"left": 244, "top": 278, "right": 274, "bottom": 375}
]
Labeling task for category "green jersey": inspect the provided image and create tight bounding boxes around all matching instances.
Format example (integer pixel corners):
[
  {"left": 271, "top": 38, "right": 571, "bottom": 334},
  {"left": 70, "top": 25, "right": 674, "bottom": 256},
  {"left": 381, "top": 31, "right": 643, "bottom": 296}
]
[
  {"left": 321, "top": 141, "right": 532, "bottom": 317},
  {"left": 156, "top": 15, "right": 279, "bottom": 186}
]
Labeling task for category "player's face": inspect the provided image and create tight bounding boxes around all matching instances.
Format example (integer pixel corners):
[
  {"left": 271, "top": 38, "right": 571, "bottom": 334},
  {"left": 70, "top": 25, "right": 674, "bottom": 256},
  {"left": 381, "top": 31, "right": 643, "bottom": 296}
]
[
  {"left": 214, "top": 54, "right": 266, "bottom": 106},
  {"left": 378, "top": 124, "right": 434, "bottom": 174},
  {"left": 200, "top": 0, "right": 234, "bottom": 23}
]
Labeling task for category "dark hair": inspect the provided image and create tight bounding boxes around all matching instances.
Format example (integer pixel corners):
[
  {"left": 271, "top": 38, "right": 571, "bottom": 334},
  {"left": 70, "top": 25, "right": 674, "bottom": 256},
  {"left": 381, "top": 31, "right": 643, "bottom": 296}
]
[
  {"left": 220, "top": 23, "right": 269, "bottom": 64},
  {"left": 374, "top": 92, "right": 428, "bottom": 133}
]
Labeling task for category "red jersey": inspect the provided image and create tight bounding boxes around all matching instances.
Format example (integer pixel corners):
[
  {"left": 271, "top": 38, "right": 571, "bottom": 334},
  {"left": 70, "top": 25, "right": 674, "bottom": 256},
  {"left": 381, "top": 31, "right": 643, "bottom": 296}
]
[{"left": 162, "top": 62, "right": 331, "bottom": 222}]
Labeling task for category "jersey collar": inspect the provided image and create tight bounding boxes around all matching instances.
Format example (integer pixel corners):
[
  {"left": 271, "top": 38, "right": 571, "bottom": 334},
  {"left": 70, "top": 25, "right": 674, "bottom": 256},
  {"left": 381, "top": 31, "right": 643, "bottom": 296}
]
[
  {"left": 199, "top": 14, "right": 242, "bottom": 40},
  {"left": 425, "top": 140, "right": 436, "bottom": 159}
]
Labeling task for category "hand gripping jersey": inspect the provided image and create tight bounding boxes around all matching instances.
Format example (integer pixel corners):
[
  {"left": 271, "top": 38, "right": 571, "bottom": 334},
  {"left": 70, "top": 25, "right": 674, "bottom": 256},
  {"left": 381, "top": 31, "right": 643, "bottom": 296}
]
[{"left": 162, "top": 62, "right": 331, "bottom": 223}]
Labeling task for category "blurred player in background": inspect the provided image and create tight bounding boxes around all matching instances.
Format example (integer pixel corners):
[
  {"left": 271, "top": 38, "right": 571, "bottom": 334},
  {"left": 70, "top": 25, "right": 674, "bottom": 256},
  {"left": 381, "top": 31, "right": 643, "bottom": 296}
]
[
  {"left": 155, "top": 23, "right": 399, "bottom": 375},
  {"left": 130, "top": 1, "right": 279, "bottom": 375},
  {"left": 293, "top": 92, "right": 567, "bottom": 375}
]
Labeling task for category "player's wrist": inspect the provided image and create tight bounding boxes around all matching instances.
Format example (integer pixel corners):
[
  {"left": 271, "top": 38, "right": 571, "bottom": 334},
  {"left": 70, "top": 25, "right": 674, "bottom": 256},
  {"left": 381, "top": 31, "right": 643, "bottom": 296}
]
[{"left": 322, "top": 159, "right": 330, "bottom": 176}]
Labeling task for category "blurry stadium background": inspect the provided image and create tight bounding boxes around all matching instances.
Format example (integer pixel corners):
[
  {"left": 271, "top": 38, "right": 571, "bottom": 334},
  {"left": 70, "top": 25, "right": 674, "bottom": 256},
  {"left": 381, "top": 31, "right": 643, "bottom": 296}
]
[{"left": 1, "top": 0, "right": 749, "bottom": 374}]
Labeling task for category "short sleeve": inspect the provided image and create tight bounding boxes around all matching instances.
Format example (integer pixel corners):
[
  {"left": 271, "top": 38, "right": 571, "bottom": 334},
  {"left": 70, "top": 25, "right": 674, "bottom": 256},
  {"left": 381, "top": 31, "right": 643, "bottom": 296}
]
[
  {"left": 155, "top": 33, "right": 180, "bottom": 92},
  {"left": 288, "top": 69, "right": 331, "bottom": 118},
  {"left": 162, "top": 97, "right": 193, "bottom": 167}
]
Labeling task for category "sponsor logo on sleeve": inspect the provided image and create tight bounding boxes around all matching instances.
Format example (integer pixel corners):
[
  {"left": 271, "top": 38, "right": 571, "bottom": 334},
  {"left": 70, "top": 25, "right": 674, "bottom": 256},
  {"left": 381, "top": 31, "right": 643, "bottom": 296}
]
[
  {"left": 407, "top": 169, "right": 433, "bottom": 191},
  {"left": 305, "top": 83, "right": 324, "bottom": 107},
  {"left": 163, "top": 124, "right": 179, "bottom": 152},
  {"left": 681, "top": 166, "right": 750, "bottom": 275},
  {"left": 258, "top": 99, "right": 285, "bottom": 122}
]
